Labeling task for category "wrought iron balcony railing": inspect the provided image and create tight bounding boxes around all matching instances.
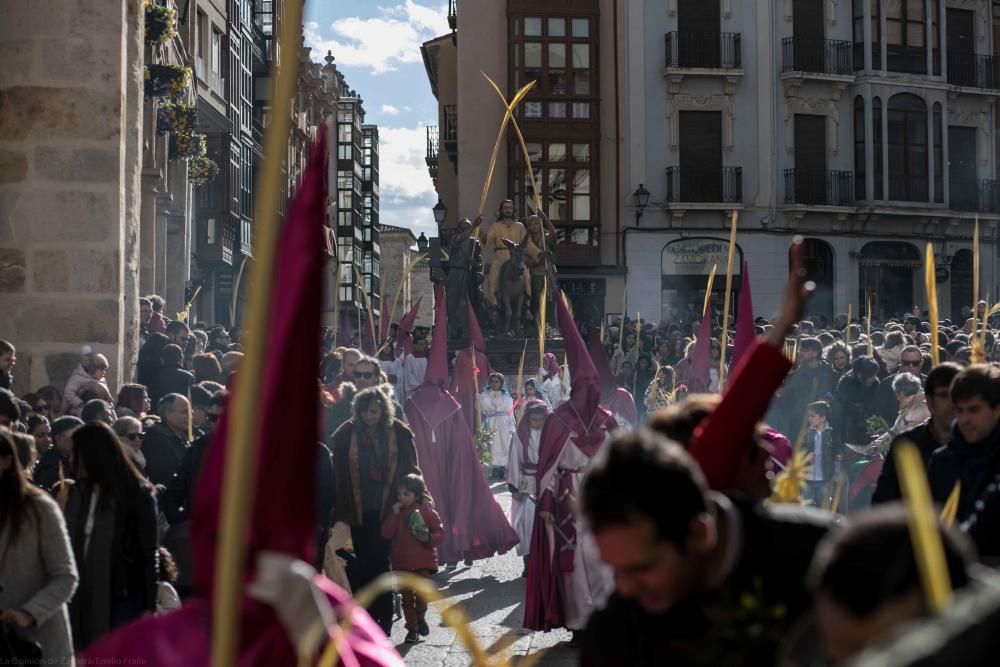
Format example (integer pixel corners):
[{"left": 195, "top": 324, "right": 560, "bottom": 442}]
[
  {"left": 666, "top": 167, "right": 743, "bottom": 203},
  {"left": 947, "top": 52, "right": 1000, "bottom": 89},
  {"left": 781, "top": 37, "right": 853, "bottom": 75},
  {"left": 665, "top": 32, "right": 742, "bottom": 70},
  {"left": 784, "top": 169, "right": 854, "bottom": 205},
  {"left": 950, "top": 179, "right": 1000, "bottom": 213}
]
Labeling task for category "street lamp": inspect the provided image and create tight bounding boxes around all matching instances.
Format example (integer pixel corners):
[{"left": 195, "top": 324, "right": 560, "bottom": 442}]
[
  {"left": 633, "top": 184, "right": 650, "bottom": 224},
  {"left": 416, "top": 232, "right": 429, "bottom": 253},
  {"left": 432, "top": 199, "right": 448, "bottom": 226}
]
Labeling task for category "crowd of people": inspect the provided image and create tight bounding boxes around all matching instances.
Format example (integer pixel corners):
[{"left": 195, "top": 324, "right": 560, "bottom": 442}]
[{"left": 4, "top": 236, "right": 1000, "bottom": 665}]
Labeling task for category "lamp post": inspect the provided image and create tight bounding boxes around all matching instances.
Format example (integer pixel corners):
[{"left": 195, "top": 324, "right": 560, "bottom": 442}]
[
  {"left": 416, "top": 232, "right": 429, "bottom": 253},
  {"left": 633, "top": 184, "right": 650, "bottom": 225},
  {"left": 433, "top": 199, "right": 448, "bottom": 226}
]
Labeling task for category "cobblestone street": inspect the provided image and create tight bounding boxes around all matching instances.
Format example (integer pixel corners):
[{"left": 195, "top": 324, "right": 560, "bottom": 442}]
[{"left": 387, "top": 483, "right": 577, "bottom": 666}]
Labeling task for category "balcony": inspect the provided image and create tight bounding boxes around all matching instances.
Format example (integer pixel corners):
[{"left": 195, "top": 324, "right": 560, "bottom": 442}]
[
  {"left": 443, "top": 105, "right": 458, "bottom": 171},
  {"left": 666, "top": 167, "right": 742, "bottom": 205},
  {"left": 665, "top": 32, "right": 741, "bottom": 69},
  {"left": 947, "top": 52, "right": 1000, "bottom": 92},
  {"left": 554, "top": 225, "right": 601, "bottom": 264},
  {"left": 950, "top": 179, "right": 1000, "bottom": 213},
  {"left": 784, "top": 169, "right": 853, "bottom": 206},
  {"left": 425, "top": 126, "right": 439, "bottom": 182},
  {"left": 782, "top": 37, "right": 853, "bottom": 75}
]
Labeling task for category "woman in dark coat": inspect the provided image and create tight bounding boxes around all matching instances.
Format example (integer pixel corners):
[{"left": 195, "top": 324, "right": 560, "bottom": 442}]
[
  {"left": 63, "top": 422, "right": 159, "bottom": 651},
  {"left": 330, "top": 386, "right": 419, "bottom": 634}
]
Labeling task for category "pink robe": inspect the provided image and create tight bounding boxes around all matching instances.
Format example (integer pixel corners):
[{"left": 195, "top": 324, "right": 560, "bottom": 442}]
[
  {"left": 405, "top": 386, "right": 520, "bottom": 563},
  {"left": 606, "top": 387, "right": 637, "bottom": 430}
]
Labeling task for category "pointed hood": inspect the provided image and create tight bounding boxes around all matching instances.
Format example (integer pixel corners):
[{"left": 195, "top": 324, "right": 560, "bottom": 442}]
[
  {"left": 731, "top": 260, "right": 756, "bottom": 369},
  {"left": 424, "top": 286, "right": 449, "bottom": 387},
  {"left": 466, "top": 295, "right": 486, "bottom": 351},
  {"left": 554, "top": 287, "right": 599, "bottom": 414},
  {"left": 397, "top": 297, "right": 422, "bottom": 357},
  {"left": 588, "top": 327, "right": 617, "bottom": 402}
]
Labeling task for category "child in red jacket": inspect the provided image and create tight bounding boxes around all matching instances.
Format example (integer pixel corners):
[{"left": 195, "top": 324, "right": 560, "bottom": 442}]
[{"left": 380, "top": 473, "right": 444, "bottom": 643}]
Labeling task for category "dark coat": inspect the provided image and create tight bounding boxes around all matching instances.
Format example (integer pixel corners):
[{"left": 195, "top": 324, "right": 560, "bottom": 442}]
[
  {"left": 872, "top": 420, "right": 943, "bottom": 505},
  {"left": 331, "top": 418, "right": 420, "bottom": 527},
  {"left": 148, "top": 365, "right": 194, "bottom": 408},
  {"left": 141, "top": 422, "right": 189, "bottom": 487},
  {"left": 63, "top": 478, "right": 159, "bottom": 651},
  {"left": 927, "top": 424, "right": 1000, "bottom": 522},
  {"left": 832, "top": 372, "right": 880, "bottom": 447},
  {"left": 805, "top": 426, "right": 839, "bottom": 481},
  {"left": 315, "top": 441, "right": 336, "bottom": 569},
  {"left": 776, "top": 361, "right": 838, "bottom": 436},
  {"left": 34, "top": 446, "right": 70, "bottom": 491}
]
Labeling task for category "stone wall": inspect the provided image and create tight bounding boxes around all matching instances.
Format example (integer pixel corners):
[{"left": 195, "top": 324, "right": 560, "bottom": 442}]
[{"left": 0, "top": 0, "right": 143, "bottom": 395}]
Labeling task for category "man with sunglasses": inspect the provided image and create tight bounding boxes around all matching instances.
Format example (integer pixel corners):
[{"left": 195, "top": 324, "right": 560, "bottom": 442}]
[{"left": 873, "top": 345, "right": 926, "bottom": 426}]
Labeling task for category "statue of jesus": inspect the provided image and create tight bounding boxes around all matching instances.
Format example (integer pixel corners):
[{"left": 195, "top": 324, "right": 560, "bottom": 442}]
[{"left": 480, "top": 199, "right": 527, "bottom": 309}]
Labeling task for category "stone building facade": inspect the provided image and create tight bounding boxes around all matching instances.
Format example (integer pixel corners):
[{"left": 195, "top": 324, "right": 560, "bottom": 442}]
[
  {"left": 380, "top": 225, "right": 435, "bottom": 329},
  {"left": 0, "top": 0, "right": 145, "bottom": 394}
]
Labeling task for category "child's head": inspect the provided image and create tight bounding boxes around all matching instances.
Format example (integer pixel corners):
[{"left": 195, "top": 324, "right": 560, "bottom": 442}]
[
  {"left": 398, "top": 473, "right": 432, "bottom": 508},
  {"left": 488, "top": 372, "right": 504, "bottom": 391},
  {"left": 808, "top": 401, "right": 831, "bottom": 429},
  {"left": 158, "top": 546, "right": 178, "bottom": 584},
  {"left": 527, "top": 406, "right": 547, "bottom": 430}
]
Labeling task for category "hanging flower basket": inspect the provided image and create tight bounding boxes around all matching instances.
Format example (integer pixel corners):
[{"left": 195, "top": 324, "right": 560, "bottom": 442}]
[
  {"left": 156, "top": 101, "right": 198, "bottom": 136},
  {"left": 144, "top": 64, "right": 191, "bottom": 100},
  {"left": 174, "top": 132, "right": 206, "bottom": 160},
  {"left": 144, "top": 1, "right": 177, "bottom": 45},
  {"left": 189, "top": 155, "right": 219, "bottom": 185}
]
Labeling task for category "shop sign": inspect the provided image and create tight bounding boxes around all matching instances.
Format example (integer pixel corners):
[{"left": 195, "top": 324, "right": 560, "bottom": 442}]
[{"left": 662, "top": 238, "right": 742, "bottom": 276}]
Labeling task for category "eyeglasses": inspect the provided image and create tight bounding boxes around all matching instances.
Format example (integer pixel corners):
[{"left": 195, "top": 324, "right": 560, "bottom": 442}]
[
  {"left": 126, "top": 432, "right": 144, "bottom": 441},
  {"left": 354, "top": 371, "right": 376, "bottom": 379},
  {"left": 34, "top": 404, "right": 49, "bottom": 412},
  {"left": 206, "top": 413, "right": 221, "bottom": 423}
]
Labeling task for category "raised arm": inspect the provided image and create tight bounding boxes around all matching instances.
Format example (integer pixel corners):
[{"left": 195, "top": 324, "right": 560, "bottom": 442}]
[{"left": 688, "top": 237, "right": 814, "bottom": 491}]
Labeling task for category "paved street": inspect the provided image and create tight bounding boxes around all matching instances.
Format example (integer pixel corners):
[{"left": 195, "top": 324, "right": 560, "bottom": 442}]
[{"left": 387, "top": 482, "right": 578, "bottom": 666}]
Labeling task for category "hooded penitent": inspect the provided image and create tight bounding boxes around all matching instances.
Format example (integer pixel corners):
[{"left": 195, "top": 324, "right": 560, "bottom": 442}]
[
  {"left": 588, "top": 326, "right": 637, "bottom": 428},
  {"left": 81, "top": 132, "right": 402, "bottom": 666},
  {"left": 524, "top": 284, "right": 616, "bottom": 631},
  {"left": 405, "top": 286, "right": 519, "bottom": 563},
  {"left": 731, "top": 260, "right": 756, "bottom": 369},
  {"left": 450, "top": 296, "right": 493, "bottom": 437},
  {"left": 396, "top": 297, "right": 422, "bottom": 358}
]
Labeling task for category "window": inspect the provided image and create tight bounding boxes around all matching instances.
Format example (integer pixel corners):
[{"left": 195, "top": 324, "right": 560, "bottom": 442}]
[
  {"left": 887, "top": 93, "right": 928, "bottom": 201},
  {"left": 211, "top": 29, "right": 222, "bottom": 74},
  {"left": 930, "top": 0, "right": 940, "bottom": 74},
  {"left": 933, "top": 103, "right": 943, "bottom": 202},
  {"left": 510, "top": 15, "right": 596, "bottom": 122},
  {"left": 854, "top": 96, "right": 867, "bottom": 200},
  {"left": 873, "top": 96, "right": 884, "bottom": 199},
  {"left": 871, "top": 0, "right": 881, "bottom": 68},
  {"left": 511, "top": 141, "right": 595, "bottom": 230},
  {"left": 196, "top": 11, "right": 207, "bottom": 57},
  {"left": 852, "top": 0, "right": 865, "bottom": 69},
  {"left": 886, "top": 0, "right": 926, "bottom": 73}
]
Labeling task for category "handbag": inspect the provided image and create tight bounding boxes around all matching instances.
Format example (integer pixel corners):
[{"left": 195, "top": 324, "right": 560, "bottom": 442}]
[{"left": 0, "top": 623, "right": 42, "bottom": 664}]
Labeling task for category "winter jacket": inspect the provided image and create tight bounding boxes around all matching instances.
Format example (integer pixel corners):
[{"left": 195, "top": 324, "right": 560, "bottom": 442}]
[
  {"left": 872, "top": 420, "right": 945, "bottom": 505},
  {"left": 774, "top": 361, "right": 838, "bottom": 437},
  {"left": 148, "top": 364, "right": 194, "bottom": 408},
  {"left": 832, "top": 372, "right": 880, "bottom": 447},
  {"left": 380, "top": 501, "right": 444, "bottom": 571},
  {"left": 142, "top": 422, "right": 189, "bottom": 487},
  {"left": 927, "top": 424, "right": 1000, "bottom": 522},
  {"left": 872, "top": 371, "right": 927, "bottom": 426},
  {"left": 63, "top": 363, "right": 109, "bottom": 416}
]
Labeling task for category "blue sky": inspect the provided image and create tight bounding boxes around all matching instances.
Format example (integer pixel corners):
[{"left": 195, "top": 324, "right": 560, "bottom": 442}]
[{"left": 303, "top": 0, "right": 449, "bottom": 238}]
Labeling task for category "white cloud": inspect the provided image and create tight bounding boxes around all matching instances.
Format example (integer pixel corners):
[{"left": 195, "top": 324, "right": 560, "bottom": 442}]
[
  {"left": 304, "top": 1, "right": 450, "bottom": 75},
  {"left": 377, "top": 124, "right": 437, "bottom": 238},
  {"left": 381, "top": 104, "right": 401, "bottom": 115}
]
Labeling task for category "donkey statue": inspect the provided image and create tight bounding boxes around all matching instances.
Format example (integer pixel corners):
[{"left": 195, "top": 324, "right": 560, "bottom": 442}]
[{"left": 497, "top": 238, "right": 527, "bottom": 336}]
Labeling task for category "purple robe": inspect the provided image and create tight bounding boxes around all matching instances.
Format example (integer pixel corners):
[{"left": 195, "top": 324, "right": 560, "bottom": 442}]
[{"left": 405, "top": 385, "right": 520, "bottom": 563}]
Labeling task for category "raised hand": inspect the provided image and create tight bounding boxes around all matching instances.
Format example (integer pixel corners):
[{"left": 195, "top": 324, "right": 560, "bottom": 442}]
[{"left": 767, "top": 237, "right": 815, "bottom": 347}]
